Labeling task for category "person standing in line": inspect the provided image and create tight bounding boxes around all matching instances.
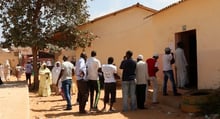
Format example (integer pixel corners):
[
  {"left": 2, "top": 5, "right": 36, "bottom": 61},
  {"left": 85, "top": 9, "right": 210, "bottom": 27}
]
[
  {"left": 0, "top": 63, "right": 3, "bottom": 85},
  {"left": 75, "top": 52, "right": 89, "bottom": 114},
  {"left": 0, "top": 77, "right": 2, "bottom": 85},
  {"left": 15, "top": 64, "right": 23, "bottom": 81},
  {"left": 4, "top": 60, "right": 11, "bottom": 81},
  {"left": 146, "top": 53, "right": 159, "bottom": 104},
  {"left": 120, "top": 50, "right": 137, "bottom": 112},
  {"left": 51, "top": 61, "right": 62, "bottom": 95},
  {"left": 162, "top": 47, "right": 181, "bottom": 96},
  {"left": 0, "top": 63, "right": 5, "bottom": 82},
  {"left": 25, "top": 61, "right": 33, "bottom": 86},
  {"left": 86, "top": 50, "right": 101, "bottom": 112},
  {"left": 38, "top": 63, "right": 52, "bottom": 97},
  {"left": 135, "top": 55, "right": 148, "bottom": 109},
  {"left": 101, "top": 57, "right": 120, "bottom": 112},
  {"left": 57, "top": 56, "right": 75, "bottom": 110},
  {"left": 175, "top": 41, "right": 188, "bottom": 89}
]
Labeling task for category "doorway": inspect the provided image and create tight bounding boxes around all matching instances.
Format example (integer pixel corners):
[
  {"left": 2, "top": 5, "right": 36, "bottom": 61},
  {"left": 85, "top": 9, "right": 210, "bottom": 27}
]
[{"left": 175, "top": 29, "right": 198, "bottom": 89}]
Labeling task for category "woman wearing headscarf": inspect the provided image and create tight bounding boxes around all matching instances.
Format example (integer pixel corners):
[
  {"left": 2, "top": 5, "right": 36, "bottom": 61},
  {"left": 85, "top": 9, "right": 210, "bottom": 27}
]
[
  {"left": 38, "top": 63, "right": 52, "bottom": 97},
  {"left": 4, "top": 60, "right": 11, "bottom": 81},
  {"left": 51, "top": 61, "right": 62, "bottom": 95}
]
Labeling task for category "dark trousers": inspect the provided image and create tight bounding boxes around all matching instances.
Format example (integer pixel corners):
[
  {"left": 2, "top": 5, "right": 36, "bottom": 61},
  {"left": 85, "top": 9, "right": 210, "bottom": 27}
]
[
  {"left": 88, "top": 80, "right": 100, "bottom": 109},
  {"left": 136, "top": 84, "right": 146, "bottom": 109},
  {"left": 25, "top": 73, "right": 32, "bottom": 85},
  {"left": 77, "top": 80, "right": 89, "bottom": 113},
  {"left": 0, "top": 77, "right": 3, "bottom": 85},
  {"left": 104, "top": 82, "right": 116, "bottom": 103}
]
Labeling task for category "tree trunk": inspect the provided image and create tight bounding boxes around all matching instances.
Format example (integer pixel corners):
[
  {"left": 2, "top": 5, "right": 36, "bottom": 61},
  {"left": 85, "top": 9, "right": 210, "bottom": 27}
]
[{"left": 32, "top": 46, "right": 39, "bottom": 91}]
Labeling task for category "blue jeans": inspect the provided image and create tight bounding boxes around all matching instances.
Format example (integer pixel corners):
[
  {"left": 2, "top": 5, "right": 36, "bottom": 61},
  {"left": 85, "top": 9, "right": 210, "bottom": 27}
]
[
  {"left": 163, "top": 70, "right": 177, "bottom": 95},
  {"left": 122, "top": 80, "right": 136, "bottom": 111},
  {"left": 62, "top": 79, "right": 72, "bottom": 109}
]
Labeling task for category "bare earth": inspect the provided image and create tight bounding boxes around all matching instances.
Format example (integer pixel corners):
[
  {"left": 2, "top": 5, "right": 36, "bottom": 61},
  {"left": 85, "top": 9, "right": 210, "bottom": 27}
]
[
  {"left": 3, "top": 75, "right": 203, "bottom": 119},
  {"left": 29, "top": 89, "right": 199, "bottom": 119}
]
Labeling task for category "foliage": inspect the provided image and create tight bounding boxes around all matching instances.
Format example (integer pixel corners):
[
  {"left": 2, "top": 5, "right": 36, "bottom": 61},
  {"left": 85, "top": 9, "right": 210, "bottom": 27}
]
[
  {"left": 0, "top": 0, "right": 95, "bottom": 49},
  {"left": 0, "top": 0, "right": 96, "bottom": 90}
]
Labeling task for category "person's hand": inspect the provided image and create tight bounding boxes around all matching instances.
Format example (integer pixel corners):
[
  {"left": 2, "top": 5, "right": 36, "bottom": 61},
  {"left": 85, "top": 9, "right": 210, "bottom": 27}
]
[{"left": 79, "top": 71, "right": 85, "bottom": 78}]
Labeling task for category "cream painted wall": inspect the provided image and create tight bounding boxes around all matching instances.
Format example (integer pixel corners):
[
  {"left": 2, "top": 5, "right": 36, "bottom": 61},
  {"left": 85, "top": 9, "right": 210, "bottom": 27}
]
[
  {"left": 0, "top": 50, "right": 19, "bottom": 75},
  {"left": 77, "top": 6, "right": 156, "bottom": 75},
  {"left": 76, "top": 0, "right": 220, "bottom": 89},
  {"left": 150, "top": 0, "right": 220, "bottom": 89}
]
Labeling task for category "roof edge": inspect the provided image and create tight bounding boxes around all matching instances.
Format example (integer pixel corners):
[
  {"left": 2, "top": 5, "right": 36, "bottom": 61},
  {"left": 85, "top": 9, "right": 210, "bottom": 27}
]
[
  {"left": 144, "top": 0, "right": 186, "bottom": 20},
  {"left": 81, "top": 3, "right": 158, "bottom": 26}
]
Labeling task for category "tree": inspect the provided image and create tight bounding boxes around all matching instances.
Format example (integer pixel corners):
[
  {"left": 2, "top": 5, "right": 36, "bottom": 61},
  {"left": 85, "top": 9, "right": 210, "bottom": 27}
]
[{"left": 0, "top": 0, "right": 96, "bottom": 90}]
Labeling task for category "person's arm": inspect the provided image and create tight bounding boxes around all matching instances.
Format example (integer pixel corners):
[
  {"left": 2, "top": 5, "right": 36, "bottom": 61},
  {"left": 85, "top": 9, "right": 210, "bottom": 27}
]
[
  {"left": 170, "top": 53, "right": 175, "bottom": 64},
  {"left": 72, "top": 66, "right": 75, "bottom": 76},
  {"left": 56, "top": 69, "right": 64, "bottom": 86}
]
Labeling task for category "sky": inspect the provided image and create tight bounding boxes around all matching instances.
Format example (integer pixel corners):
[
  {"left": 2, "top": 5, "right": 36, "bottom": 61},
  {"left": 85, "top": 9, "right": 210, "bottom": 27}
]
[
  {"left": 87, "top": 0, "right": 181, "bottom": 20},
  {"left": 0, "top": 0, "right": 181, "bottom": 41}
]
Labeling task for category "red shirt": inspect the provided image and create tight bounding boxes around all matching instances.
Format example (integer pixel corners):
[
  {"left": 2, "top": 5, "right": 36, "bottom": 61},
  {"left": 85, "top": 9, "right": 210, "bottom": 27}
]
[{"left": 146, "top": 58, "right": 158, "bottom": 77}]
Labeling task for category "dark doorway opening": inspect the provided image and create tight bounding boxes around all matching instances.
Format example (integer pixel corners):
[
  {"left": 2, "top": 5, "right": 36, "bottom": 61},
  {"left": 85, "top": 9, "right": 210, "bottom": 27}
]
[{"left": 175, "top": 29, "right": 198, "bottom": 89}]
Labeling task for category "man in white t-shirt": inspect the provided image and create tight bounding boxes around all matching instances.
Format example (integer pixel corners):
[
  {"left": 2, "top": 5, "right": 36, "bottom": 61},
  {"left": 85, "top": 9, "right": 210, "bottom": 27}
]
[
  {"left": 57, "top": 56, "right": 75, "bottom": 110},
  {"left": 162, "top": 47, "right": 181, "bottom": 96},
  {"left": 101, "top": 57, "right": 120, "bottom": 112},
  {"left": 86, "top": 50, "right": 101, "bottom": 112}
]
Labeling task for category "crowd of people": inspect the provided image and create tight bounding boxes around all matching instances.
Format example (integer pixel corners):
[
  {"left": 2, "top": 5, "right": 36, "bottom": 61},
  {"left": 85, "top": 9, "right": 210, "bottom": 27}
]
[
  {"left": 0, "top": 60, "right": 13, "bottom": 85},
  {"left": 37, "top": 41, "right": 188, "bottom": 114},
  {"left": 0, "top": 41, "right": 188, "bottom": 114}
]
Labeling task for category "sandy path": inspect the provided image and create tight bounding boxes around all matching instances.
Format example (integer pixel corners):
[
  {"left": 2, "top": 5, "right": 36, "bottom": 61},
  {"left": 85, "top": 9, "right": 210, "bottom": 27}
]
[{"left": 29, "top": 89, "right": 194, "bottom": 119}]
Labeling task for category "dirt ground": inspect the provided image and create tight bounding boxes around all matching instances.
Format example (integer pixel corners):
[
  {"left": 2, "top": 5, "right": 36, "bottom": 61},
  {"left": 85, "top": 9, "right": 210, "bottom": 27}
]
[
  {"left": 4, "top": 74, "right": 204, "bottom": 119},
  {"left": 29, "top": 88, "right": 200, "bottom": 119}
]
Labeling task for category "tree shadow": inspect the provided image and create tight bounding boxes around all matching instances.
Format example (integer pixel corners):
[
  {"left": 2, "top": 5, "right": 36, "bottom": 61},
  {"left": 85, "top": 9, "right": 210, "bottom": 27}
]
[
  {"left": 0, "top": 81, "right": 27, "bottom": 88},
  {"left": 31, "top": 104, "right": 66, "bottom": 112}
]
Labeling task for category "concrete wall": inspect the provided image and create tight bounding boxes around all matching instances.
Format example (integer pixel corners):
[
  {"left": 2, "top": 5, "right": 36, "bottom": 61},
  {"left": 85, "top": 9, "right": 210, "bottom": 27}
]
[
  {"left": 0, "top": 50, "right": 19, "bottom": 74},
  {"left": 77, "top": 6, "right": 156, "bottom": 75},
  {"left": 76, "top": 0, "right": 220, "bottom": 89},
  {"left": 150, "top": 0, "right": 220, "bottom": 89}
]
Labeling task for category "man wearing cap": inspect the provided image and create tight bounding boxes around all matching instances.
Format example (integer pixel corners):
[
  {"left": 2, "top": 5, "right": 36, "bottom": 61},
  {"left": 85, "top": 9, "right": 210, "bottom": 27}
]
[
  {"left": 146, "top": 53, "right": 159, "bottom": 104},
  {"left": 162, "top": 47, "right": 181, "bottom": 96},
  {"left": 135, "top": 54, "right": 148, "bottom": 109}
]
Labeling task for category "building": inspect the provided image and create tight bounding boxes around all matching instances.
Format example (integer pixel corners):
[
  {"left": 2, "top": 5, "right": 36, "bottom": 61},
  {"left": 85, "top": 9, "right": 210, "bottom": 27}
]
[{"left": 77, "top": 0, "right": 220, "bottom": 89}]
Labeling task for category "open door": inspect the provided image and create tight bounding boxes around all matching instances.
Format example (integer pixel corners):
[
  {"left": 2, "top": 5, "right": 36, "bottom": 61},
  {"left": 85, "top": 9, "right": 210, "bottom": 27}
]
[{"left": 175, "top": 29, "right": 198, "bottom": 89}]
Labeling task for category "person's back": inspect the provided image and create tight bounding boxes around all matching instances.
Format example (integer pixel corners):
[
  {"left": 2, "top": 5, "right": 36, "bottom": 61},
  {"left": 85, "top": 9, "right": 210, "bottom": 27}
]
[
  {"left": 86, "top": 57, "right": 101, "bottom": 80},
  {"left": 146, "top": 58, "right": 156, "bottom": 76},
  {"left": 120, "top": 58, "right": 136, "bottom": 81},
  {"left": 102, "top": 64, "right": 117, "bottom": 83},
  {"left": 61, "top": 61, "right": 74, "bottom": 81},
  {"left": 175, "top": 47, "right": 187, "bottom": 69},
  {"left": 25, "top": 63, "right": 32, "bottom": 74},
  {"left": 136, "top": 60, "right": 148, "bottom": 85},
  {"left": 163, "top": 53, "right": 172, "bottom": 71}
]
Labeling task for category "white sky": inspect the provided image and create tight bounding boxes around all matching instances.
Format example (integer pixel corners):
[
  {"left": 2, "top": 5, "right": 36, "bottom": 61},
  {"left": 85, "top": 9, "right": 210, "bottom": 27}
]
[
  {"left": 0, "top": 0, "right": 181, "bottom": 41},
  {"left": 87, "top": 0, "right": 181, "bottom": 20}
]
